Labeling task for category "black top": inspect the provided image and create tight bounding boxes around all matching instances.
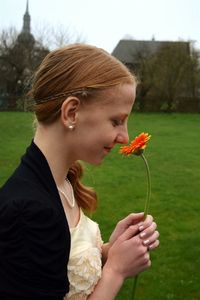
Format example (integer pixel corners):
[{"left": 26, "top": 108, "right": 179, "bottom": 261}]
[{"left": 0, "top": 141, "right": 70, "bottom": 300}]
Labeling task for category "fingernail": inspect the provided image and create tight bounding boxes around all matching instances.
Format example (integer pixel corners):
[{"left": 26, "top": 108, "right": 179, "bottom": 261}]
[
  {"left": 140, "top": 231, "right": 146, "bottom": 238},
  {"left": 143, "top": 239, "right": 150, "bottom": 246},
  {"left": 148, "top": 244, "right": 153, "bottom": 250},
  {"left": 138, "top": 222, "right": 144, "bottom": 231}
]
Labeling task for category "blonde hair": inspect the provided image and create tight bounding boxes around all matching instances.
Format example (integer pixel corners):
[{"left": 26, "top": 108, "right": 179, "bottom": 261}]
[{"left": 29, "top": 43, "right": 136, "bottom": 213}]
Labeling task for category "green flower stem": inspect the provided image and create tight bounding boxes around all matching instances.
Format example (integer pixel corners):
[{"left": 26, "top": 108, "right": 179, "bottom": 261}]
[
  {"left": 131, "top": 274, "right": 139, "bottom": 300},
  {"left": 131, "top": 153, "right": 151, "bottom": 300},
  {"left": 141, "top": 153, "right": 151, "bottom": 218}
]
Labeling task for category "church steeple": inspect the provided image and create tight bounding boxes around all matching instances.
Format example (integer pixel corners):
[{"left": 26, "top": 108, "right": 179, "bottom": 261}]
[
  {"left": 17, "top": 0, "right": 35, "bottom": 47},
  {"left": 22, "top": 0, "right": 31, "bottom": 33}
]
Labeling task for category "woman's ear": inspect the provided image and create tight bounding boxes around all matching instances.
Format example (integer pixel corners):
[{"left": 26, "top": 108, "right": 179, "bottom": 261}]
[{"left": 61, "top": 96, "right": 80, "bottom": 128}]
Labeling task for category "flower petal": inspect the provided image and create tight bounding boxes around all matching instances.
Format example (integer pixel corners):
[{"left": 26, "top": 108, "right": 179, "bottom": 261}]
[{"left": 119, "top": 132, "right": 151, "bottom": 156}]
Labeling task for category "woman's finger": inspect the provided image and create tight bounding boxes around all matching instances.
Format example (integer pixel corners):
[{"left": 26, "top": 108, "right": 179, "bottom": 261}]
[
  {"left": 141, "top": 230, "right": 160, "bottom": 247},
  {"left": 148, "top": 239, "right": 160, "bottom": 251},
  {"left": 138, "top": 215, "right": 153, "bottom": 231},
  {"left": 139, "top": 222, "right": 157, "bottom": 239}
]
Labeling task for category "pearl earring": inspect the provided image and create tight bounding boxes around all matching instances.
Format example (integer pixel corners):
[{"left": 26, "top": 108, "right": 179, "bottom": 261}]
[{"left": 68, "top": 125, "right": 74, "bottom": 130}]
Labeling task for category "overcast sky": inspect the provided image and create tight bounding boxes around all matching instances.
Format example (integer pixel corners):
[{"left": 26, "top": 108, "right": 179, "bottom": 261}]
[{"left": 0, "top": 0, "right": 199, "bottom": 53}]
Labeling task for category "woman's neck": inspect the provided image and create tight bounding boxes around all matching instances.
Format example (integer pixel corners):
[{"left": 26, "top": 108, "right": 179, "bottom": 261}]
[{"left": 33, "top": 123, "right": 75, "bottom": 186}]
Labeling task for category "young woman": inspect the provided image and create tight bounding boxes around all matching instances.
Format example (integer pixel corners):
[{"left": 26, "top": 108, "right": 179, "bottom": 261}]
[{"left": 0, "top": 44, "right": 159, "bottom": 300}]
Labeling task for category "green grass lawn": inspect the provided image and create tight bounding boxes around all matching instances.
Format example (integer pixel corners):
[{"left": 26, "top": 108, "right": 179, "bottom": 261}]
[{"left": 0, "top": 112, "right": 200, "bottom": 300}]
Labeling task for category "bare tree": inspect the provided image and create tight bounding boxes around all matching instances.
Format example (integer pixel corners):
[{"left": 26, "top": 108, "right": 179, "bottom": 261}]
[
  {"left": 187, "top": 44, "right": 200, "bottom": 98},
  {"left": 131, "top": 45, "right": 157, "bottom": 111},
  {"left": 150, "top": 42, "right": 199, "bottom": 111},
  {"left": 33, "top": 22, "right": 85, "bottom": 49},
  {"left": 0, "top": 27, "right": 18, "bottom": 51},
  {"left": 0, "top": 26, "right": 49, "bottom": 110}
]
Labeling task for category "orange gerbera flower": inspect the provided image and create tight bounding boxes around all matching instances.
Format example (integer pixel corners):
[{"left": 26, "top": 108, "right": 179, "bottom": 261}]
[{"left": 119, "top": 132, "right": 151, "bottom": 156}]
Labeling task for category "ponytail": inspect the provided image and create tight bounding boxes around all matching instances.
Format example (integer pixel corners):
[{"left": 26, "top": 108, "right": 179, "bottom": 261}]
[{"left": 67, "top": 161, "right": 97, "bottom": 213}]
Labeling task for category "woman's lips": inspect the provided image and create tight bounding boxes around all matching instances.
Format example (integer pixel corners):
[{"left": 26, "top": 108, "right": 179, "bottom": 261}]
[{"left": 104, "top": 147, "right": 113, "bottom": 153}]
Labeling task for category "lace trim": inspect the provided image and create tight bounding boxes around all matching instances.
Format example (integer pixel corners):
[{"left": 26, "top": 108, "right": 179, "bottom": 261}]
[{"left": 65, "top": 247, "right": 102, "bottom": 299}]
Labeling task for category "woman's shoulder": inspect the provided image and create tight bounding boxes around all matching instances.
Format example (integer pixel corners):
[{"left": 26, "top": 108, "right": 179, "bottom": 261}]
[
  {"left": 0, "top": 174, "right": 50, "bottom": 209},
  {"left": 0, "top": 174, "right": 66, "bottom": 231}
]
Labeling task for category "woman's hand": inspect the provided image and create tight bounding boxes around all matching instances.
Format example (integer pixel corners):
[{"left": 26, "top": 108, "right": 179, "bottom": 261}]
[
  {"left": 102, "top": 213, "right": 144, "bottom": 263},
  {"left": 109, "top": 212, "right": 145, "bottom": 245},
  {"left": 102, "top": 213, "right": 159, "bottom": 265},
  {"left": 104, "top": 216, "right": 159, "bottom": 279},
  {"left": 109, "top": 213, "right": 159, "bottom": 249},
  {"left": 105, "top": 223, "right": 150, "bottom": 279}
]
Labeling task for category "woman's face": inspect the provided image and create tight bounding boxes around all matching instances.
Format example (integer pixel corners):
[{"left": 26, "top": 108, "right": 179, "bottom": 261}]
[{"left": 72, "top": 83, "right": 136, "bottom": 165}]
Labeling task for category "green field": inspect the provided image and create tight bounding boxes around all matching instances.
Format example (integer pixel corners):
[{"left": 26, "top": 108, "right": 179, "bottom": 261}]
[{"left": 0, "top": 112, "right": 200, "bottom": 300}]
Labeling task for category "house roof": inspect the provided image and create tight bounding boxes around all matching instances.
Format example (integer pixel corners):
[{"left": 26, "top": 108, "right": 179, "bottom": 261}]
[{"left": 112, "top": 39, "right": 190, "bottom": 64}]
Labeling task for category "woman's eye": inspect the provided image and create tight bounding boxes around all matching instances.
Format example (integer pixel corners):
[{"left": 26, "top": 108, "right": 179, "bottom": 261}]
[{"left": 112, "top": 119, "right": 123, "bottom": 127}]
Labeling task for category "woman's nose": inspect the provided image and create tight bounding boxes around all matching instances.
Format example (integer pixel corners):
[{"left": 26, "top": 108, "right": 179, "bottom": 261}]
[{"left": 116, "top": 130, "right": 129, "bottom": 145}]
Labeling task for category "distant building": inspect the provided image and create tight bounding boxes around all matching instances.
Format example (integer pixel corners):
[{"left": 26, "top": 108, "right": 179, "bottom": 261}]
[{"left": 112, "top": 39, "right": 190, "bottom": 71}]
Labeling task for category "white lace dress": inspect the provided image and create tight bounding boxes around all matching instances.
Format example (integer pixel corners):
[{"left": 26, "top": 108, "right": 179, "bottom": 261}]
[{"left": 64, "top": 210, "right": 103, "bottom": 300}]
